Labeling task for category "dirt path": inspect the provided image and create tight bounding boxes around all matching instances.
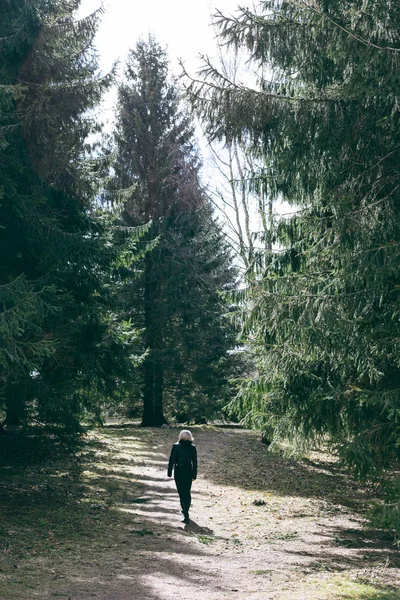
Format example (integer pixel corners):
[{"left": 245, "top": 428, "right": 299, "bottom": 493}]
[{"left": 1, "top": 426, "right": 400, "bottom": 599}]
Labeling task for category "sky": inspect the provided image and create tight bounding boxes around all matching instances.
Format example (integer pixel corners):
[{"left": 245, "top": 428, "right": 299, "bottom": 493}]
[
  {"left": 77, "top": 0, "right": 286, "bottom": 250},
  {"left": 78, "top": 0, "right": 247, "bottom": 77},
  {"left": 78, "top": 0, "right": 251, "bottom": 139}
]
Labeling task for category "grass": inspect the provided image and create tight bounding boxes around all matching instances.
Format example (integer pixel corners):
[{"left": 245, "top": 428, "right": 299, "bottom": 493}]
[
  {"left": 267, "top": 531, "right": 300, "bottom": 541},
  {"left": 130, "top": 528, "right": 154, "bottom": 536},
  {"left": 196, "top": 534, "right": 216, "bottom": 544},
  {"left": 310, "top": 575, "right": 400, "bottom": 600}
]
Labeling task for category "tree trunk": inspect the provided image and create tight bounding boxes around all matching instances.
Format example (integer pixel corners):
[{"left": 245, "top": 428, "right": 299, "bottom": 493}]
[
  {"left": 153, "top": 359, "right": 166, "bottom": 426},
  {"left": 140, "top": 246, "right": 167, "bottom": 426},
  {"left": 4, "top": 387, "right": 25, "bottom": 427},
  {"left": 141, "top": 354, "right": 154, "bottom": 426},
  {"left": 141, "top": 252, "right": 154, "bottom": 426}
]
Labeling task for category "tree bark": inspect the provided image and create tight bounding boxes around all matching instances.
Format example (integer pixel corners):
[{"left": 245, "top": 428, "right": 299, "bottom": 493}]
[
  {"left": 4, "top": 387, "right": 25, "bottom": 427},
  {"left": 141, "top": 252, "right": 155, "bottom": 426},
  {"left": 141, "top": 248, "right": 167, "bottom": 427},
  {"left": 153, "top": 358, "right": 166, "bottom": 426},
  {"left": 141, "top": 354, "right": 154, "bottom": 426}
]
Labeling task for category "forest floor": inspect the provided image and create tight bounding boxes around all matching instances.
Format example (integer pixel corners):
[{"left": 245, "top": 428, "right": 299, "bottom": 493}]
[{"left": 1, "top": 425, "right": 400, "bottom": 600}]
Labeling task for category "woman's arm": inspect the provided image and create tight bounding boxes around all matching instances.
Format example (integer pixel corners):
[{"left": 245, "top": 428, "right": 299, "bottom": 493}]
[
  {"left": 192, "top": 446, "right": 197, "bottom": 480},
  {"left": 167, "top": 445, "right": 176, "bottom": 477}
]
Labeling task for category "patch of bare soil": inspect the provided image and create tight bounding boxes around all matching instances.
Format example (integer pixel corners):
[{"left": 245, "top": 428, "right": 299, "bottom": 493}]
[{"left": 1, "top": 426, "right": 400, "bottom": 600}]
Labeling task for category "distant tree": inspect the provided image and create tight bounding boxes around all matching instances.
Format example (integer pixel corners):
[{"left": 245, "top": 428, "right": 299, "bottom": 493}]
[
  {"left": 0, "top": 0, "right": 142, "bottom": 433},
  {"left": 111, "top": 37, "right": 237, "bottom": 426},
  {"left": 157, "top": 202, "right": 239, "bottom": 424},
  {"left": 184, "top": 48, "right": 275, "bottom": 274}
]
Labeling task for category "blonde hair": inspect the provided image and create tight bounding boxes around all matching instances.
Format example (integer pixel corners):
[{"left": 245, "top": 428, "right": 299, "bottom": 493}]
[{"left": 178, "top": 429, "right": 194, "bottom": 442}]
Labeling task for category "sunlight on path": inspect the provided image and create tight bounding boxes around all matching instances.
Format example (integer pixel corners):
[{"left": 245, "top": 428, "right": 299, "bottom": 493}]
[
  {"left": 24, "top": 426, "right": 399, "bottom": 600},
  {"left": 66, "top": 426, "right": 399, "bottom": 600}
]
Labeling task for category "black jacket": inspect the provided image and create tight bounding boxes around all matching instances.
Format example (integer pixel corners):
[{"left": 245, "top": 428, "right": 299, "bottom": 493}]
[{"left": 168, "top": 440, "right": 197, "bottom": 479}]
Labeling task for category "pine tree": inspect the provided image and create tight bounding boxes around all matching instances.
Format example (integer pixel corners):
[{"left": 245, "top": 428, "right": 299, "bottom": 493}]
[
  {"left": 0, "top": 0, "right": 141, "bottom": 432},
  {"left": 185, "top": 1, "right": 400, "bottom": 474},
  {"left": 111, "top": 37, "right": 237, "bottom": 426}
]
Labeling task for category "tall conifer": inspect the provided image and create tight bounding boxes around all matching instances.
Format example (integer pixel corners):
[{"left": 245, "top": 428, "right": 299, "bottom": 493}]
[
  {"left": 0, "top": 0, "right": 140, "bottom": 432},
  {"left": 185, "top": 0, "right": 400, "bottom": 473},
  {"left": 112, "top": 38, "right": 237, "bottom": 425}
]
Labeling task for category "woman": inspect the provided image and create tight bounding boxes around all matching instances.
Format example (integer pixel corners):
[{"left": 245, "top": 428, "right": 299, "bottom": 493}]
[{"left": 167, "top": 430, "right": 197, "bottom": 524}]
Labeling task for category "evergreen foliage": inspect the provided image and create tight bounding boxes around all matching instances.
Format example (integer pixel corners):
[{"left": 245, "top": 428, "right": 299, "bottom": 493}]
[
  {"left": 0, "top": 0, "right": 142, "bottom": 433},
  {"left": 185, "top": 0, "right": 400, "bottom": 476},
  {"left": 110, "top": 38, "right": 238, "bottom": 426}
]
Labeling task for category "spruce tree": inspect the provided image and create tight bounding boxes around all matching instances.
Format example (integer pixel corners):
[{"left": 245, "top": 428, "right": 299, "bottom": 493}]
[
  {"left": 185, "top": 1, "right": 400, "bottom": 474},
  {"left": 111, "top": 37, "right": 237, "bottom": 426},
  {"left": 0, "top": 0, "right": 140, "bottom": 432}
]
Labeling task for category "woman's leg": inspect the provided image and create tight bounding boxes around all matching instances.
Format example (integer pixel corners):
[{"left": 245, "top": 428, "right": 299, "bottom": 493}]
[
  {"left": 174, "top": 471, "right": 193, "bottom": 518},
  {"left": 174, "top": 473, "right": 185, "bottom": 512},
  {"left": 185, "top": 476, "right": 193, "bottom": 512}
]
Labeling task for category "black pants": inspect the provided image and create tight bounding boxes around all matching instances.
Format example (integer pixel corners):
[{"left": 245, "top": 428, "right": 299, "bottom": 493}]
[{"left": 174, "top": 469, "right": 193, "bottom": 516}]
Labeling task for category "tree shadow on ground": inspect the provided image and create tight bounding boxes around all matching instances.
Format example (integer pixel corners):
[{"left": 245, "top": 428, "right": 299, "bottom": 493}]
[
  {"left": 162, "top": 427, "right": 400, "bottom": 580},
  {"left": 1, "top": 425, "right": 399, "bottom": 600},
  {"left": 282, "top": 521, "right": 400, "bottom": 570},
  {"left": 86, "top": 426, "right": 400, "bottom": 597},
  {"left": 190, "top": 428, "right": 372, "bottom": 508},
  {"left": 0, "top": 428, "right": 217, "bottom": 600}
]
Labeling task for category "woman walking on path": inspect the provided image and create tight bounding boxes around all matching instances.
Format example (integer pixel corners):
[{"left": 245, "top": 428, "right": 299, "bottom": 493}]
[{"left": 168, "top": 430, "right": 197, "bottom": 524}]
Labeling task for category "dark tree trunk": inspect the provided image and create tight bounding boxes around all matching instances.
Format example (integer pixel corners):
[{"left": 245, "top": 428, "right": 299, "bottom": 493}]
[
  {"left": 153, "top": 360, "right": 166, "bottom": 426},
  {"left": 4, "top": 388, "right": 25, "bottom": 427},
  {"left": 141, "top": 252, "right": 155, "bottom": 426},
  {"left": 140, "top": 246, "right": 167, "bottom": 427},
  {"left": 141, "top": 355, "right": 154, "bottom": 426}
]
